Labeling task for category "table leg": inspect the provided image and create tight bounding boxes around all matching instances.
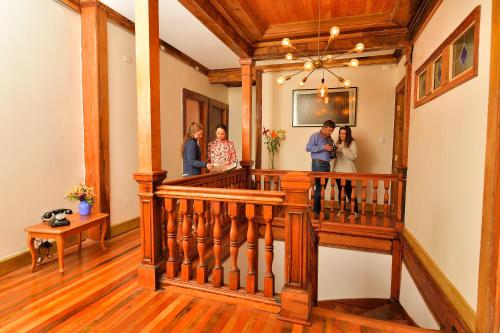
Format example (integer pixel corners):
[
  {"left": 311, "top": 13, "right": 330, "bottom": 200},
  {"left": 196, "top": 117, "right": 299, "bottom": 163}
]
[
  {"left": 100, "top": 221, "right": 107, "bottom": 252},
  {"left": 56, "top": 235, "right": 64, "bottom": 275},
  {"left": 27, "top": 236, "right": 36, "bottom": 273}
]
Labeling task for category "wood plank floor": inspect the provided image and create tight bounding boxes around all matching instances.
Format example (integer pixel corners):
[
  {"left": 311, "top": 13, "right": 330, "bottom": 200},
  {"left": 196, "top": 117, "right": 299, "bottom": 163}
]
[{"left": 0, "top": 229, "right": 435, "bottom": 332}]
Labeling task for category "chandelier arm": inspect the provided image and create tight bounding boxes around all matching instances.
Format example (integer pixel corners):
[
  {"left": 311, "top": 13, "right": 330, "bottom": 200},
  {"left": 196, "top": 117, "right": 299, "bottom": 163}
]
[
  {"left": 324, "top": 50, "right": 358, "bottom": 62},
  {"left": 320, "top": 37, "right": 334, "bottom": 60},
  {"left": 289, "top": 45, "right": 317, "bottom": 63},
  {"left": 289, "top": 69, "right": 305, "bottom": 78},
  {"left": 305, "top": 69, "right": 315, "bottom": 79},
  {"left": 324, "top": 66, "right": 342, "bottom": 80}
]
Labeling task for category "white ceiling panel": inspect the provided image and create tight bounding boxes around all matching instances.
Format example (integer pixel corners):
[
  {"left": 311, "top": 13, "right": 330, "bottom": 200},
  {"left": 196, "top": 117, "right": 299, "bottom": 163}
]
[{"left": 100, "top": 0, "right": 240, "bottom": 69}]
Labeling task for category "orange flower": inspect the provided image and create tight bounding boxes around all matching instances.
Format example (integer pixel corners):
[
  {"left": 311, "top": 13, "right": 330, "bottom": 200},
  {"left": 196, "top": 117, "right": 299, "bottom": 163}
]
[{"left": 271, "top": 131, "right": 277, "bottom": 138}]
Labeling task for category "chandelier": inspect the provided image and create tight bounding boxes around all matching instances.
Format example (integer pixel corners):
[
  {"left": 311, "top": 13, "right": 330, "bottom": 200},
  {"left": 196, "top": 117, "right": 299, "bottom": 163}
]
[{"left": 276, "top": 2, "right": 365, "bottom": 103}]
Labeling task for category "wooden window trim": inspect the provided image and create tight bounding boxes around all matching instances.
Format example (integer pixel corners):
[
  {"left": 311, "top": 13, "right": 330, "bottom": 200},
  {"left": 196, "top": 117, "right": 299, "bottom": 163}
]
[
  {"left": 414, "top": 6, "right": 480, "bottom": 108},
  {"left": 432, "top": 56, "right": 443, "bottom": 91}
]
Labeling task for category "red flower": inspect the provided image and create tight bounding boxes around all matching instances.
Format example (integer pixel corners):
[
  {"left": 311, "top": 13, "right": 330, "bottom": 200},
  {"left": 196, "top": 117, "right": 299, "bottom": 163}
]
[{"left": 271, "top": 131, "right": 277, "bottom": 138}]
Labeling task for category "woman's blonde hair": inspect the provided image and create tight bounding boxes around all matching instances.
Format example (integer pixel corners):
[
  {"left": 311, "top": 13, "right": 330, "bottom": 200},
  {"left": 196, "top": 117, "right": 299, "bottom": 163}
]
[{"left": 181, "top": 122, "right": 203, "bottom": 155}]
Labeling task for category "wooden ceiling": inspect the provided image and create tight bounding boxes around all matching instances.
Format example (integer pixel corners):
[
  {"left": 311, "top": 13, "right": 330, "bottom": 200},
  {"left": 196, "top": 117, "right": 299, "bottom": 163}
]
[{"left": 179, "top": 0, "right": 440, "bottom": 61}]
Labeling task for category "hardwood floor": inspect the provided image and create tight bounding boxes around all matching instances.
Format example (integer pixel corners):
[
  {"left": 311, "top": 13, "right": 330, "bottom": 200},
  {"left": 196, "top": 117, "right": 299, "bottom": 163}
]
[{"left": 0, "top": 229, "right": 434, "bottom": 332}]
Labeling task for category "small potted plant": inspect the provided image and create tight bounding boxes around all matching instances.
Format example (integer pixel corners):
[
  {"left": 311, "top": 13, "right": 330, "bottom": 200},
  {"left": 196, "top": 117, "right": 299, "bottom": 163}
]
[{"left": 65, "top": 184, "right": 95, "bottom": 216}]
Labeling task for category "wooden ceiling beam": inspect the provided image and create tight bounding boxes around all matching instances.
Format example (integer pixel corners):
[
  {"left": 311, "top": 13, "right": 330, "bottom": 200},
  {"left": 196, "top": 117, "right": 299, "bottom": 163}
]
[
  {"left": 178, "top": 0, "right": 253, "bottom": 58},
  {"left": 208, "top": 54, "right": 398, "bottom": 86},
  {"left": 408, "top": 0, "right": 444, "bottom": 42},
  {"left": 253, "top": 29, "right": 408, "bottom": 60}
]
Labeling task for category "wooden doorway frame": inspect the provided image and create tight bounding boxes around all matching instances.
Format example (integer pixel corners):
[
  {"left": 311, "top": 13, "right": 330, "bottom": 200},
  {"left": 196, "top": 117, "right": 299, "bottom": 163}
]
[
  {"left": 476, "top": 0, "right": 500, "bottom": 332},
  {"left": 182, "top": 88, "right": 229, "bottom": 161}
]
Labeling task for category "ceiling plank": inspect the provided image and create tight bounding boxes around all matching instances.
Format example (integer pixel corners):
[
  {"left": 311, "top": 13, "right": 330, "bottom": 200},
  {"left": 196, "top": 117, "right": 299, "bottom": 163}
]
[
  {"left": 391, "top": 0, "right": 424, "bottom": 27},
  {"left": 253, "top": 29, "right": 408, "bottom": 60},
  {"left": 208, "top": 54, "right": 398, "bottom": 86},
  {"left": 261, "top": 13, "right": 398, "bottom": 41},
  {"left": 208, "top": 0, "right": 266, "bottom": 43},
  {"left": 178, "top": 0, "right": 253, "bottom": 58},
  {"left": 408, "top": 0, "right": 443, "bottom": 41}
]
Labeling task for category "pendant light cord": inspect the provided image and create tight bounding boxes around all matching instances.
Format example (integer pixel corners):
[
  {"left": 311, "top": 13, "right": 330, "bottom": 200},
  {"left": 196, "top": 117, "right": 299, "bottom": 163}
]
[{"left": 317, "top": 0, "right": 321, "bottom": 58}]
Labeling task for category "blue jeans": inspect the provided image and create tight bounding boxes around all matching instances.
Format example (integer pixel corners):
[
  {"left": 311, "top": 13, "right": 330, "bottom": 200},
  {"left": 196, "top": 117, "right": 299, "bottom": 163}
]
[{"left": 312, "top": 160, "right": 330, "bottom": 214}]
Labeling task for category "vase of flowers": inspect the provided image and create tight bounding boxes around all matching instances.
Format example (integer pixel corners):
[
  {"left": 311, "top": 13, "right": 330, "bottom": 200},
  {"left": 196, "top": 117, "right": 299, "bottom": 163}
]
[
  {"left": 263, "top": 127, "right": 286, "bottom": 170},
  {"left": 65, "top": 184, "right": 95, "bottom": 216}
]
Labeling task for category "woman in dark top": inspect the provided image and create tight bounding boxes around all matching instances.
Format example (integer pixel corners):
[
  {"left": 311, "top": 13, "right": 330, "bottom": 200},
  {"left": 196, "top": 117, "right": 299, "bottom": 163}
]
[{"left": 182, "top": 122, "right": 212, "bottom": 176}]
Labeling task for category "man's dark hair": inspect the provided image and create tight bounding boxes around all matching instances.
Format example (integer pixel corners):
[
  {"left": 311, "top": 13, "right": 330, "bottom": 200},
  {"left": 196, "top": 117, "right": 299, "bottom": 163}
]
[{"left": 322, "top": 120, "right": 336, "bottom": 129}]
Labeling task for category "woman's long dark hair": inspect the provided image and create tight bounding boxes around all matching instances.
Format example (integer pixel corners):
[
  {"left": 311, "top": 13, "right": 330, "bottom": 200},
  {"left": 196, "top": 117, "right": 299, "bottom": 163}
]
[{"left": 337, "top": 126, "right": 354, "bottom": 147}]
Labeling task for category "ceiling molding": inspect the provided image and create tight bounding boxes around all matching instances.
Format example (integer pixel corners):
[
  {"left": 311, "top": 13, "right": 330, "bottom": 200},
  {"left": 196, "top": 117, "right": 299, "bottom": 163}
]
[
  {"left": 408, "top": 0, "right": 444, "bottom": 42},
  {"left": 208, "top": 54, "right": 398, "bottom": 86},
  {"left": 253, "top": 29, "right": 409, "bottom": 60},
  {"left": 178, "top": 0, "right": 253, "bottom": 58}
]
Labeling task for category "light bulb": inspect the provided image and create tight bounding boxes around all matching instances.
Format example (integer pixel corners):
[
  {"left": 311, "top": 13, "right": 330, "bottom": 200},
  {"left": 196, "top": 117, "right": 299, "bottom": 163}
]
[
  {"left": 354, "top": 43, "right": 365, "bottom": 52},
  {"left": 349, "top": 59, "right": 359, "bottom": 67},
  {"left": 329, "top": 26, "right": 340, "bottom": 37},
  {"left": 298, "top": 80, "right": 305, "bottom": 86},
  {"left": 317, "top": 79, "right": 328, "bottom": 97},
  {"left": 304, "top": 61, "right": 314, "bottom": 70},
  {"left": 343, "top": 79, "right": 351, "bottom": 87},
  {"left": 276, "top": 76, "right": 285, "bottom": 85},
  {"left": 285, "top": 53, "right": 293, "bottom": 61},
  {"left": 282, "top": 38, "right": 291, "bottom": 47},
  {"left": 324, "top": 96, "right": 330, "bottom": 104}
]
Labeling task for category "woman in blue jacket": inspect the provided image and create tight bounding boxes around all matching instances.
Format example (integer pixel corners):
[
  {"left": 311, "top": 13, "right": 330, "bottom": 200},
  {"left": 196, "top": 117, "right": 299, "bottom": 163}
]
[{"left": 182, "top": 122, "right": 212, "bottom": 176}]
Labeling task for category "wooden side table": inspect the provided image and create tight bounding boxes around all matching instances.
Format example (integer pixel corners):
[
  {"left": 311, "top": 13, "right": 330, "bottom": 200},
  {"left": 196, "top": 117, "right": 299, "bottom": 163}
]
[{"left": 25, "top": 213, "right": 109, "bottom": 275}]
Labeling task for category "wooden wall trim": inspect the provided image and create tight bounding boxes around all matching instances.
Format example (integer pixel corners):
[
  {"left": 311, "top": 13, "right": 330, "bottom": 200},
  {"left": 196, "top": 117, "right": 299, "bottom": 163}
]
[
  {"left": 402, "top": 229, "right": 475, "bottom": 333},
  {"left": 409, "top": 0, "right": 444, "bottom": 42},
  {"left": 54, "top": 0, "right": 210, "bottom": 76},
  {"left": 476, "top": 0, "right": 500, "bottom": 331},
  {"left": 255, "top": 70, "right": 263, "bottom": 169}
]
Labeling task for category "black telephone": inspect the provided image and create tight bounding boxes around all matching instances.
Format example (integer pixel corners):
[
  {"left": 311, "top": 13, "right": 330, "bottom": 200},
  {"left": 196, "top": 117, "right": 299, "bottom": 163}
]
[{"left": 41, "top": 209, "right": 73, "bottom": 228}]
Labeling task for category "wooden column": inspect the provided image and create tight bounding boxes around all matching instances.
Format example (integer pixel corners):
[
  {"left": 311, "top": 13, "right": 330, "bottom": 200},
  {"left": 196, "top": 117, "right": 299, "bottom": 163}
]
[
  {"left": 80, "top": 0, "right": 110, "bottom": 239},
  {"left": 255, "top": 70, "right": 263, "bottom": 169},
  {"left": 240, "top": 58, "right": 254, "bottom": 170},
  {"left": 133, "top": 0, "right": 166, "bottom": 290},
  {"left": 280, "top": 172, "right": 313, "bottom": 325},
  {"left": 477, "top": 1, "right": 500, "bottom": 331}
]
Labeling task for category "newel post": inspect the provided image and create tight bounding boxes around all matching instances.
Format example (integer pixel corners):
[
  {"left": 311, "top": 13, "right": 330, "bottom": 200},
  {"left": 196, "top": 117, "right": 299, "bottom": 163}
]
[
  {"left": 133, "top": 0, "right": 166, "bottom": 290},
  {"left": 280, "top": 172, "right": 313, "bottom": 325}
]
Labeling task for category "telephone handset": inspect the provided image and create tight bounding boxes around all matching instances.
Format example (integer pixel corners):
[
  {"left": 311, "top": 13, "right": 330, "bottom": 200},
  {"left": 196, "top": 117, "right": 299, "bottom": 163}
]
[{"left": 41, "top": 209, "right": 73, "bottom": 228}]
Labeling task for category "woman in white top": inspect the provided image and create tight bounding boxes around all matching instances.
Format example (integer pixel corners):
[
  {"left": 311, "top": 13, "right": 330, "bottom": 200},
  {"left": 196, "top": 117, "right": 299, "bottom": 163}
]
[{"left": 333, "top": 126, "right": 359, "bottom": 215}]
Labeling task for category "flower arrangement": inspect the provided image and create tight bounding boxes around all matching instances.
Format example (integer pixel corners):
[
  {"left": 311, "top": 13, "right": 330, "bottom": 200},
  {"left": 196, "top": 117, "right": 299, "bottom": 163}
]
[
  {"left": 65, "top": 184, "right": 95, "bottom": 205},
  {"left": 262, "top": 127, "right": 286, "bottom": 169}
]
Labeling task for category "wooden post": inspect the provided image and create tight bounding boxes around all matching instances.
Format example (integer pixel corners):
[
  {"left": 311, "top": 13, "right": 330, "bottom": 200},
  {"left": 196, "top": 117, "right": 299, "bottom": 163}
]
[
  {"left": 133, "top": 0, "right": 166, "bottom": 290},
  {"left": 476, "top": 1, "right": 500, "bottom": 331},
  {"left": 255, "top": 69, "right": 263, "bottom": 169},
  {"left": 402, "top": 44, "right": 413, "bottom": 167},
  {"left": 391, "top": 238, "right": 403, "bottom": 300},
  {"left": 240, "top": 58, "right": 254, "bottom": 171},
  {"left": 280, "top": 172, "right": 313, "bottom": 325},
  {"left": 80, "top": 0, "right": 110, "bottom": 239}
]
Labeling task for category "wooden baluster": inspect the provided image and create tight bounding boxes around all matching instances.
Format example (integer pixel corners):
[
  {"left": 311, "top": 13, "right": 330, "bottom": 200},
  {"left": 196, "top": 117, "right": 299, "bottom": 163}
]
[
  {"left": 372, "top": 180, "right": 379, "bottom": 224},
  {"left": 263, "top": 205, "right": 274, "bottom": 297},
  {"left": 256, "top": 174, "right": 261, "bottom": 190},
  {"left": 180, "top": 199, "right": 191, "bottom": 281},
  {"left": 340, "top": 178, "right": 346, "bottom": 222},
  {"left": 194, "top": 200, "right": 207, "bottom": 284},
  {"left": 384, "top": 180, "right": 390, "bottom": 216},
  {"left": 361, "top": 180, "right": 367, "bottom": 224},
  {"left": 246, "top": 204, "right": 257, "bottom": 293},
  {"left": 320, "top": 178, "right": 326, "bottom": 221},
  {"left": 329, "top": 178, "right": 335, "bottom": 222},
  {"left": 165, "top": 198, "right": 178, "bottom": 278},
  {"left": 212, "top": 202, "right": 223, "bottom": 287},
  {"left": 349, "top": 179, "right": 357, "bottom": 224},
  {"left": 228, "top": 202, "right": 240, "bottom": 290},
  {"left": 264, "top": 175, "right": 270, "bottom": 190}
]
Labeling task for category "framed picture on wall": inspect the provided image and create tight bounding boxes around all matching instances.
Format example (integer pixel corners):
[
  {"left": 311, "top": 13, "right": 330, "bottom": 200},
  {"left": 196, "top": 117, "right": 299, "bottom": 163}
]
[{"left": 292, "top": 87, "right": 357, "bottom": 127}]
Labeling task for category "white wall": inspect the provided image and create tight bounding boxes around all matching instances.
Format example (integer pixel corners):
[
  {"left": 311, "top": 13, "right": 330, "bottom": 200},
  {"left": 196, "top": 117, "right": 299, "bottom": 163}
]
[
  {"left": 403, "top": 0, "right": 491, "bottom": 310},
  {"left": 160, "top": 54, "right": 228, "bottom": 179},
  {"left": 0, "top": 0, "right": 84, "bottom": 258},
  {"left": 107, "top": 23, "right": 139, "bottom": 225}
]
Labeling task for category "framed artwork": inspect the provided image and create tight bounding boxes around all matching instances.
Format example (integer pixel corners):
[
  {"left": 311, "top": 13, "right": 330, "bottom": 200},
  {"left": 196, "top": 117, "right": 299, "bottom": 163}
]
[{"left": 292, "top": 87, "right": 357, "bottom": 127}]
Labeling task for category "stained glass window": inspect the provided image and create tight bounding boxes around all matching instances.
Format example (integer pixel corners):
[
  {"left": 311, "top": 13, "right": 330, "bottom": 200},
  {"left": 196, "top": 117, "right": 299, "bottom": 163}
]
[
  {"left": 433, "top": 57, "right": 443, "bottom": 90},
  {"left": 418, "top": 71, "right": 427, "bottom": 99},
  {"left": 452, "top": 25, "right": 475, "bottom": 78}
]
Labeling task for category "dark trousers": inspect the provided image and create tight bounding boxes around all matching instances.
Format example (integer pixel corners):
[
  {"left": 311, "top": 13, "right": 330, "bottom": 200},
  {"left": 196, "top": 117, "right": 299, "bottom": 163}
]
[
  {"left": 312, "top": 160, "right": 330, "bottom": 214},
  {"left": 335, "top": 179, "right": 359, "bottom": 213}
]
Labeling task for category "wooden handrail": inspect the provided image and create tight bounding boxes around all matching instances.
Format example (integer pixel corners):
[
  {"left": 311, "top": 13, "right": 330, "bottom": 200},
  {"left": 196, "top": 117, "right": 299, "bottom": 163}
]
[
  {"left": 162, "top": 168, "right": 247, "bottom": 186},
  {"left": 252, "top": 169, "right": 400, "bottom": 181},
  {"left": 156, "top": 185, "right": 284, "bottom": 205}
]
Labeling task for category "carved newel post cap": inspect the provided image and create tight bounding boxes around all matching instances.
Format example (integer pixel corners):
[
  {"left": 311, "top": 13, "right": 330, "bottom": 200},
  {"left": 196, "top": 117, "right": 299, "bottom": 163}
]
[
  {"left": 239, "top": 160, "right": 254, "bottom": 169},
  {"left": 280, "top": 172, "right": 312, "bottom": 191}
]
